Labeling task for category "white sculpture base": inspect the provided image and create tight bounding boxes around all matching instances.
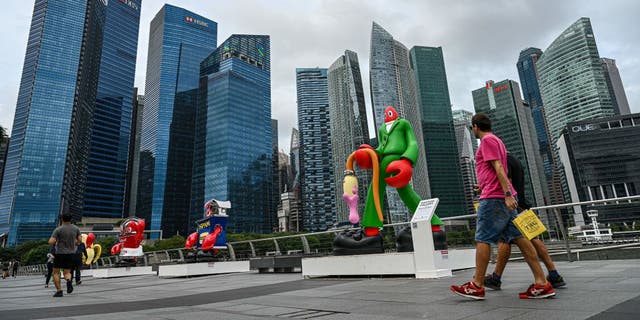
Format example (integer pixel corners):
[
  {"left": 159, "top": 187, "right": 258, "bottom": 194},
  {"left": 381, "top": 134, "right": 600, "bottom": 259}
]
[
  {"left": 158, "top": 261, "right": 250, "bottom": 278},
  {"left": 92, "top": 266, "right": 155, "bottom": 278}
]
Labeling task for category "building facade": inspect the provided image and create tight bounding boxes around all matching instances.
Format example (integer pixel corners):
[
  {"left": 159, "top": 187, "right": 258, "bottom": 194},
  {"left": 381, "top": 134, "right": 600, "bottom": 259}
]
[
  {"left": 327, "top": 50, "right": 371, "bottom": 223},
  {"left": 0, "top": 0, "right": 107, "bottom": 245},
  {"left": 369, "top": 22, "right": 430, "bottom": 224},
  {"left": 0, "top": 128, "right": 8, "bottom": 192},
  {"left": 138, "top": 4, "right": 217, "bottom": 237},
  {"left": 452, "top": 109, "right": 477, "bottom": 215},
  {"left": 126, "top": 93, "right": 144, "bottom": 217},
  {"left": 410, "top": 46, "right": 466, "bottom": 218},
  {"left": 472, "top": 80, "right": 547, "bottom": 220},
  {"left": 84, "top": 0, "right": 141, "bottom": 219},
  {"left": 296, "top": 68, "right": 336, "bottom": 231},
  {"left": 557, "top": 113, "right": 640, "bottom": 225},
  {"left": 601, "top": 58, "right": 631, "bottom": 116},
  {"left": 192, "top": 35, "right": 272, "bottom": 234}
]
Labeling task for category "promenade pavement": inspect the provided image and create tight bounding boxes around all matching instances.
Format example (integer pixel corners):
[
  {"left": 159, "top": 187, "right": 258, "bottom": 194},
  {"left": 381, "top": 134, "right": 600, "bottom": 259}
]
[{"left": 0, "top": 259, "right": 638, "bottom": 319}]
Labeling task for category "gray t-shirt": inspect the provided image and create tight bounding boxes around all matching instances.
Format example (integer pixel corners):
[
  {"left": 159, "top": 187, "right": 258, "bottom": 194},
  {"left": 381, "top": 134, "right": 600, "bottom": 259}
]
[{"left": 51, "top": 224, "right": 80, "bottom": 254}]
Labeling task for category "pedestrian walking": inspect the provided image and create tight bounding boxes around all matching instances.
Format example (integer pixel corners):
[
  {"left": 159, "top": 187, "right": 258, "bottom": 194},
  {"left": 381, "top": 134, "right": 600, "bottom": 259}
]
[
  {"left": 48, "top": 212, "right": 81, "bottom": 297},
  {"left": 45, "top": 246, "right": 55, "bottom": 288},
  {"left": 72, "top": 241, "right": 87, "bottom": 285},
  {"left": 11, "top": 258, "right": 19, "bottom": 277},
  {"left": 450, "top": 113, "right": 555, "bottom": 300},
  {"left": 484, "top": 153, "right": 566, "bottom": 290}
]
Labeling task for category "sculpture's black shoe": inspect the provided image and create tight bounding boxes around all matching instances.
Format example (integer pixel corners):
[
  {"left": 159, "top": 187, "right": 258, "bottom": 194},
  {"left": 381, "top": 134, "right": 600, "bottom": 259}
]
[
  {"left": 395, "top": 226, "right": 448, "bottom": 252},
  {"left": 396, "top": 226, "right": 414, "bottom": 252},
  {"left": 332, "top": 229, "right": 384, "bottom": 255}
]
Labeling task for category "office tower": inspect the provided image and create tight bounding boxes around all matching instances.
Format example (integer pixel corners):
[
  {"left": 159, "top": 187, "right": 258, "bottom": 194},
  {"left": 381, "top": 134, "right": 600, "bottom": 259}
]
[
  {"left": 139, "top": 5, "right": 217, "bottom": 237},
  {"left": 557, "top": 113, "right": 640, "bottom": 225},
  {"left": 452, "top": 109, "right": 477, "bottom": 215},
  {"left": 601, "top": 58, "right": 631, "bottom": 115},
  {"left": 0, "top": 127, "right": 8, "bottom": 191},
  {"left": 84, "top": 0, "right": 142, "bottom": 219},
  {"left": 370, "top": 22, "right": 429, "bottom": 224},
  {"left": 270, "top": 119, "right": 280, "bottom": 232},
  {"left": 0, "top": 0, "right": 107, "bottom": 245},
  {"left": 537, "top": 17, "right": 615, "bottom": 145},
  {"left": 517, "top": 47, "right": 564, "bottom": 207},
  {"left": 472, "top": 80, "right": 547, "bottom": 222},
  {"left": 290, "top": 128, "right": 301, "bottom": 199},
  {"left": 126, "top": 92, "right": 144, "bottom": 217},
  {"left": 327, "top": 50, "right": 371, "bottom": 223},
  {"left": 410, "top": 46, "right": 466, "bottom": 218},
  {"left": 296, "top": 68, "right": 336, "bottom": 231},
  {"left": 193, "top": 35, "right": 272, "bottom": 233}
]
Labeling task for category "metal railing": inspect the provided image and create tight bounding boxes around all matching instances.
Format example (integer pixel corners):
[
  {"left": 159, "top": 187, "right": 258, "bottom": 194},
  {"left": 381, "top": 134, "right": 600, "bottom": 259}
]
[{"left": 13, "top": 195, "right": 640, "bottom": 274}]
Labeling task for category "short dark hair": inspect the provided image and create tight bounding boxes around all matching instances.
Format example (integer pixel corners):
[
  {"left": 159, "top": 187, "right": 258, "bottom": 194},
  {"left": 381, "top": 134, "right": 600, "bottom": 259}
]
[
  {"left": 472, "top": 113, "right": 492, "bottom": 131},
  {"left": 60, "top": 213, "right": 72, "bottom": 222}
]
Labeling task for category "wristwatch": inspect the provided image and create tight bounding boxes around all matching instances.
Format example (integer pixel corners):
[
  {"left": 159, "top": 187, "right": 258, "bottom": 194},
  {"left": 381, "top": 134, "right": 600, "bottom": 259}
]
[{"left": 504, "top": 191, "right": 512, "bottom": 197}]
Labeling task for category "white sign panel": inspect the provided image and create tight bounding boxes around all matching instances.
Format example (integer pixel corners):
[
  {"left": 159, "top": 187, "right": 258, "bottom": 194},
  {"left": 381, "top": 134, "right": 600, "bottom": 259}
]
[{"left": 411, "top": 198, "right": 439, "bottom": 222}]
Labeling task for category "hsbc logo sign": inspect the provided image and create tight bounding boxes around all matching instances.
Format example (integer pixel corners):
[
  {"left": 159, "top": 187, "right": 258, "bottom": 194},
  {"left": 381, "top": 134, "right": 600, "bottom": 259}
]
[
  {"left": 185, "top": 16, "right": 209, "bottom": 27},
  {"left": 572, "top": 124, "right": 597, "bottom": 132}
]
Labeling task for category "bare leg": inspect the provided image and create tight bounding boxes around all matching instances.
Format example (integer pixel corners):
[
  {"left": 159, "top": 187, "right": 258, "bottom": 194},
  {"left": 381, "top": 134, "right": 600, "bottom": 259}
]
[
  {"left": 493, "top": 241, "right": 512, "bottom": 276},
  {"left": 513, "top": 237, "right": 546, "bottom": 285},
  {"left": 531, "top": 239, "right": 556, "bottom": 273},
  {"left": 63, "top": 268, "right": 72, "bottom": 282},
  {"left": 53, "top": 268, "right": 62, "bottom": 291},
  {"left": 472, "top": 242, "right": 491, "bottom": 287}
]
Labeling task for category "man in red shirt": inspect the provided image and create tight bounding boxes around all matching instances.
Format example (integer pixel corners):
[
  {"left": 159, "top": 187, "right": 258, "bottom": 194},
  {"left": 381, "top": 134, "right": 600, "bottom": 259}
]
[{"left": 450, "top": 113, "right": 555, "bottom": 300}]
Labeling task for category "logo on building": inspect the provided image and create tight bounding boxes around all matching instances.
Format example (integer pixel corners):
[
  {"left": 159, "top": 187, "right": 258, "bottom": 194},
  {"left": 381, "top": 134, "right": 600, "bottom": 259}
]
[
  {"left": 119, "top": 0, "right": 138, "bottom": 10},
  {"left": 572, "top": 124, "right": 597, "bottom": 132},
  {"left": 185, "top": 16, "right": 209, "bottom": 27},
  {"left": 493, "top": 84, "right": 509, "bottom": 93}
]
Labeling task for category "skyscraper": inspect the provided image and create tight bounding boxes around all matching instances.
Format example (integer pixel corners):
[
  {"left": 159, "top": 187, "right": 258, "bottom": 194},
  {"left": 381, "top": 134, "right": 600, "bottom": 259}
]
[
  {"left": 0, "top": 0, "right": 107, "bottom": 246},
  {"left": 139, "top": 5, "right": 217, "bottom": 237},
  {"left": 327, "top": 50, "right": 371, "bottom": 223},
  {"left": 601, "top": 58, "right": 631, "bottom": 115},
  {"left": 472, "top": 80, "right": 546, "bottom": 219},
  {"left": 192, "top": 35, "right": 272, "bottom": 233},
  {"left": 410, "top": 46, "right": 466, "bottom": 218},
  {"left": 126, "top": 92, "right": 144, "bottom": 217},
  {"left": 83, "top": 0, "right": 141, "bottom": 219},
  {"left": 296, "top": 68, "right": 336, "bottom": 231},
  {"left": 452, "top": 109, "right": 477, "bottom": 215},
  {"left": 369, "top": 22, "right": 430, "bottom": 223},
  {"left": 0, "top": 127, "right": 8, "bottom": 191},
  {"left": 537, "top": 17, "right": 615, "bottom": 144},
  {"left": 517, "top": 47, "right": 565, "bottom": 207}
]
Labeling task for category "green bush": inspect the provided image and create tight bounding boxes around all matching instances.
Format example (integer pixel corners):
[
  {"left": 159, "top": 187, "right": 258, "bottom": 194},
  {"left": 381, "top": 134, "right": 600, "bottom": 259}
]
[{"left": 22, "top": 244, "right": 50, "bottom": 265}]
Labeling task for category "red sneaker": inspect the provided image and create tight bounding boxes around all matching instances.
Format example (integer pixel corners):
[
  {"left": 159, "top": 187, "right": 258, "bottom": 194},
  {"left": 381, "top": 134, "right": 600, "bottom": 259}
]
[
  {"left": 450, "top": 281, "right": 485, "bottom": 300},
  {"left": 519, "top": 282, "right": 556, "bottom": 299}
]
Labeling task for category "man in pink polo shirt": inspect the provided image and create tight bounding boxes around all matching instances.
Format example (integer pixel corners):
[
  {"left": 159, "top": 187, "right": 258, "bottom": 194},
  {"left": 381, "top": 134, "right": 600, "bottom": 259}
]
[{"left": 450, "top": 113, "right": 555, "bottom": 300}]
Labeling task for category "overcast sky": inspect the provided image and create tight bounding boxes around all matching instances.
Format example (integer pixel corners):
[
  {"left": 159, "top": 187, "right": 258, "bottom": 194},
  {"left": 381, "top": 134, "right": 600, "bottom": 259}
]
[{"left": 1, "top": 0, "right": 638, "bottom": 152}]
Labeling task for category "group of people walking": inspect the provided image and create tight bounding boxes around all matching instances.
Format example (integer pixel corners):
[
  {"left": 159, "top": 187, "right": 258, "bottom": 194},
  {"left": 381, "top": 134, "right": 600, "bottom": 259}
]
[{"left": 1, "top": 258, "right": 19, "bottom": 279}]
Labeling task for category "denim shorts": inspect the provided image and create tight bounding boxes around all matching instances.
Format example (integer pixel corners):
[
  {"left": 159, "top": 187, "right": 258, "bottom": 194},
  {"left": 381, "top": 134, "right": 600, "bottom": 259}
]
[{"left": 475, "top": 198, "right": 523, "bottom": 245}]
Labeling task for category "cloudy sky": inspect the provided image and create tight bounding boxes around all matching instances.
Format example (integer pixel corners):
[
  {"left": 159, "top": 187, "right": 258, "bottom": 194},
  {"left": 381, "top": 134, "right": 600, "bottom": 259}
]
[{"left": 1, "top": 0, "right": 638, "bottom": 152}]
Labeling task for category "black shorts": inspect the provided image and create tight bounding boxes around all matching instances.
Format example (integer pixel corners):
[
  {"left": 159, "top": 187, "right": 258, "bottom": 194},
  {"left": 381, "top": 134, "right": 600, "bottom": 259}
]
[{"left": 53, "top": 254, "right": 75, "bottom": 269}]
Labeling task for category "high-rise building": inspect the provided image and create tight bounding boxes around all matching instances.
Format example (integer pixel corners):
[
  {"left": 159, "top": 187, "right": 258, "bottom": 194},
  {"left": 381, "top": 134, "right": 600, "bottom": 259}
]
[
  {"left": 410, "top": 46, "right": 466, "bottom": 218},
  {"left": 290, "top": 128, "right": 301, "bottom": 199},
  {"left": 472, "top": 80, "right": 547, "bottom": 222},
  {"left": 0, "top": 0, "right": 107, "bottom": 245},
  {"left": 0, "top": 127, "right": 8, "bottom": 191},
  {"left": 537, "top": 17, "right": 615, "bottom": 145},
  {"left": 517, "top": 47, "right": 563, "bottom": 207},
  {"left": 601, "top": 58, "right": 631, "bottom": 115},
  {"left": 557, "top": 113, "right": 640, "bottom": 226},
  {"left": 192, "top": 34, "right": 272, "bottom": 234},
  {"left": 269, "top": 119, "right": 280, "bottom": 232},
  {"left": 452, "top": 109, "right": 477, "bottom": 215},
  {"left": 327, "top": 50, "right": 371, "bottom": 223},
  {"left": 296, "top": 68, "right": 336, "bottom": 231},
  {"left": 84, "top": 0, "right": 141, "bottom": 219},
  {"left": 139, "top": 4, "right": 217, "bottom": 237},
  {"left": 126, "top": 93, "right": 144, "bottom": 217},
  {"left": 369, "top": 22, "right": 430, "bottom": 224}
]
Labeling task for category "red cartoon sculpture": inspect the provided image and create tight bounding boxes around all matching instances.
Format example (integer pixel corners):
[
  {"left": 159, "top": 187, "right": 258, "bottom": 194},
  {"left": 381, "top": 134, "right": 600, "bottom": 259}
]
[{"left": 111, "top": 217, "right": 145, "bottom": 266}]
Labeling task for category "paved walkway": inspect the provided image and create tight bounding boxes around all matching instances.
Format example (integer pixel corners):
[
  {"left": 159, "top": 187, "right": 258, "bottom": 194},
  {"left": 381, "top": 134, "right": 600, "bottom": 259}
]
[{"left": 0, "top": 259, "right": 638, "bottom": 319}]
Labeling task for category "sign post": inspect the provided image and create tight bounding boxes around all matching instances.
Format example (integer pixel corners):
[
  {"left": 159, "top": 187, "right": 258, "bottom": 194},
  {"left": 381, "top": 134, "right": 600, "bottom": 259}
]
[{"left": 411, "top": 198, "right": 452, "bottom": 278}]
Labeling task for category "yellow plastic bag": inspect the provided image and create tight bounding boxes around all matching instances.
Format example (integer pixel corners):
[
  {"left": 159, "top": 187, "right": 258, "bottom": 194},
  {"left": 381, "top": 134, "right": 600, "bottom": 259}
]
[{"left": 512, "top": 209, "right": 547, "bottom": 240}]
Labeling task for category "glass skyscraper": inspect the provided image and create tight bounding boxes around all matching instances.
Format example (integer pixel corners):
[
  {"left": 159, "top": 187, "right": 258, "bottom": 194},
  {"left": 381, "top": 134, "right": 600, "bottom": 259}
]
[
  {"left": 410, "top": 46, "right": 466, "bottom": 218},
  {"left": 537, "top": 17, "right": 615, "bottom": 144},
  {"left": 369, "top": 22, "right": 430, "bottom": 224},
  {"left": 296, "top": 68, "right": 336, "bottom": 231},
  {"left": 452, "top": 109, "right": 477, "bottom": 215},
  {"left": 517, "top": 47, "right": 564, "bottom": 207},
  {"left": 601, "top": 58, "right": 631, "bottom": 116},
  {"left": 473, "top": 80, "right": 547, "bottom": 222},
  {"left": 192, "top": 35, "right": 272, "bottom": 233},
  {"left": 139, "top": 4, "right": 217, "bottom": 237},
  {"left": 327, "top": 50, "right": 371, "bottom": 223},
  {"left": 83, "top": 0, "right": 141, "bottom": 219},
  {"left": 0, "top": 0, "right": 107, "bottom": 245}
]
